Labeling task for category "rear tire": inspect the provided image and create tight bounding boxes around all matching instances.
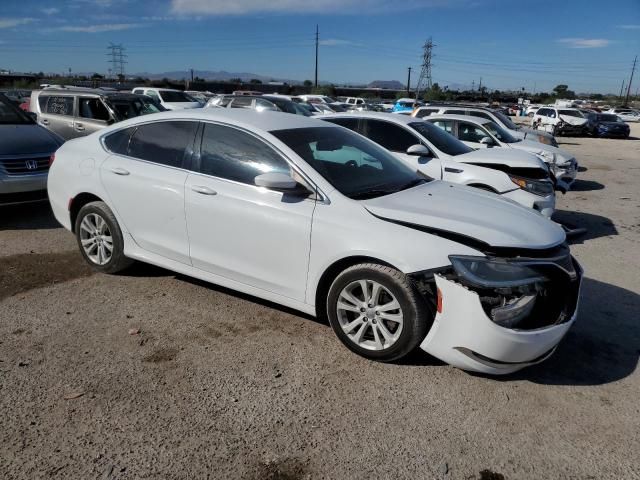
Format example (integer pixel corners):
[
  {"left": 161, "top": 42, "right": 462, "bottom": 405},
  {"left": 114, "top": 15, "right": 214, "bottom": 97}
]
[
  {"left": 75, "top": 201, "right": 133, "bottom": 274},
  {"left": 326, "top": 263, "right": 431, "bottom": 362}
]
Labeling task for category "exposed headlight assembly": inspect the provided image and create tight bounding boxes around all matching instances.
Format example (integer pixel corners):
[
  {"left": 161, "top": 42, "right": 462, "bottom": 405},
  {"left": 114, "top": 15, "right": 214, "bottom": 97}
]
[
  {"left": 449, "top": 255, "right": 546, "bottom": 288},
  {"left": 509, "top": 175, "right": 555, "bottom": 196}
]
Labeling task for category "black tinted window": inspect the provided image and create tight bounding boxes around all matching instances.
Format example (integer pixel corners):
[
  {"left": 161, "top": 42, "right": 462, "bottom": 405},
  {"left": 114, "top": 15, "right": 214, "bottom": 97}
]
[
  {"left": 199, "top": 124, "right": 290, "bottom": 184},
  {"left": 414, "top": 108, "right": 437, "bottom": 118},
  {"left": 322, "top": 117, "right": 360, "bottom": 131},
  {"left": 45, "top": 96, "right": 74, "bottom": 116},
  {"left": 444, "top": 109, "right": 466, "bottom": 115},
  {"left": 128, "top": 121, "right": 197, "bottom": 168},
  {"left": 361, "top": 119, "right": 419, "bottom": 152},
  {"left": 104, "top": 127, "right": 135, "bottom": 155},
  {"left": 79, "top": 97, "right": 111, "bottom": 121}
]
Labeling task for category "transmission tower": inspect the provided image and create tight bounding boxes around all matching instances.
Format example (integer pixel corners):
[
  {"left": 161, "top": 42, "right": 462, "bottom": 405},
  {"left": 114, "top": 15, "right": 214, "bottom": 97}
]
[
  {"left": 107, "top": 43, "right": 127, "bottom": 79},
  {"left": 414, "top": 37, "right": 434, "bottom": 101}
]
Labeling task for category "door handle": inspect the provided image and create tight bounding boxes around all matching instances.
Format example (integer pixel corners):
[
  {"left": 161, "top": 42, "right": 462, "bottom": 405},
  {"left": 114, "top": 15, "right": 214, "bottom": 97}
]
[
  {"left": 41, "top": 119, "right": 49, "bottom": 125},
  {"left": 444, "top": 167, "right": 464, "bottom": 174},
  {"left": 191, "top": 185, "right": 217, "bottom": 195},
  {"left": 110, "top": 167, "right": 130, "bottom": 176},
  {"left": 75, "top": 123, "right": 85, "bottom": 131}
]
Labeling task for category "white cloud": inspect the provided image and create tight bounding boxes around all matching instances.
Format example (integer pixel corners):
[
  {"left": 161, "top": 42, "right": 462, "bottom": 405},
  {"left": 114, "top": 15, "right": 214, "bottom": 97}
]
[
  {"left": 0, "top": 17, "right": 36, "bottom": 29},
  {"left": 319, "top": 38, "right": 360, "bottom": 47},
  {"left": 57, "top": 23, "right": 142, "bottom": 33},
  {"left": 618, "top": 24, "right": 640, "bottom": 29},
  {"left": 557, "top": 38, "right": 611, "bottom": 48},
  {"left": 171, "top": 0, "right": 457, "bottom": 15},
  {"left": 42, "top": 8, "right": 60, "bottom": 15}
]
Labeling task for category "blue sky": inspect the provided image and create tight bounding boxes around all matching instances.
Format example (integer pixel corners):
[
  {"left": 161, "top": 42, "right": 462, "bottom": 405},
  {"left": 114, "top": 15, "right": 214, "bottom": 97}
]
[{"left": 1, "top": 0, "right": 639, "bottom": 93}]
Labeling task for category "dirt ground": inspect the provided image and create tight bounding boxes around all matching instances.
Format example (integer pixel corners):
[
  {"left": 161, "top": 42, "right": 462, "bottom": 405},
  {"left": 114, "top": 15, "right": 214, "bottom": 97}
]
[{"left": 1, "top": 120, "right": 639, "bottom": 480}]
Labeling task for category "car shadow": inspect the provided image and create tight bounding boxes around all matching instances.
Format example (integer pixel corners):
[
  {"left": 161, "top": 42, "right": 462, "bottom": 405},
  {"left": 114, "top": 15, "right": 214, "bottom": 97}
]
[
  {"left": 552, "top": 209, "right": 617, "bottom": 243},
  {"left": 0, "top": 202, "right": 61, "bottom": 230},
  {"left": 496, "top": 278, "right": 640, "bottom": 386},
  {"left": 570, "top": 179, "right": 605, "bottom": 191}
]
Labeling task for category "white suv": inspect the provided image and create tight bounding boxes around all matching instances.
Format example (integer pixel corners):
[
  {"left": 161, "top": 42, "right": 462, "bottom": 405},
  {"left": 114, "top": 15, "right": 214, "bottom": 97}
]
[
  {"left": 531, "top": 107, "right": 588, "bottom": 136},
  {"left": 131, "top": 88, "right": 201, "bottom": 111},
  {"left": 47, "top": 109, "right": 582, "bottom": 374}
]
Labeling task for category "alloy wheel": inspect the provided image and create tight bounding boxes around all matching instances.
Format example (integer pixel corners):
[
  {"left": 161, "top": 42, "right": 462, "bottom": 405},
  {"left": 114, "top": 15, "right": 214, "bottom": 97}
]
[{"left": 79, "top": 213, "right": 113, "bottom": 266}]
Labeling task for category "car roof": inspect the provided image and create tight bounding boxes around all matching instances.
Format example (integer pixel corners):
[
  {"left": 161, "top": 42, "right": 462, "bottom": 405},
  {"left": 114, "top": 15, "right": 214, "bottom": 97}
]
[
  {"left": 104, "top": 108, "right": 331, "bottom": 133},
  {"left": 426, "top": 114, "right": 493, "bottom": 124},
  {"left": 320, "top": 111, "right": 418, "bottom": 125},
  {"left": 416, "top": 104, "right": 496, "bottom": 112}
]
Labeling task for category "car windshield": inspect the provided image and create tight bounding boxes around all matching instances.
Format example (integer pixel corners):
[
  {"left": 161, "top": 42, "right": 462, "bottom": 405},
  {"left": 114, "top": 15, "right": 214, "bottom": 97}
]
[
  {"left": 322, "top": 96, "right": 337, "bottom": 103},
  {"left": 409, "top": 121, "right": 473, "bottom": 156},
  {"left": 158, "top": 90, "right": 193, "bottom": 102},
  {"left": 0, "top": 95, "right": 33, "bottom": 124},
  {"left": 493, "top": 110, "right": 518, "bottom": 130},
  {"left": 270, "top": 126, "right": 426, "bottom": 199},
  {"left": 484, "top": 121, "right": 519, "bottom": 143},
  {"left": 558, "top": 109, "right": 584, "bottom": 118}
]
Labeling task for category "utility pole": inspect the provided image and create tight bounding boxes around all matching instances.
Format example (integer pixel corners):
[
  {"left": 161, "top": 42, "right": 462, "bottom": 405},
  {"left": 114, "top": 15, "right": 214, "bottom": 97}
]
[
  {"left": 406, "top": 67, "right": 412, "bottom": 95},
  {"left": 191, "top": 68, "right": 194, "bottom": 83},
  {"left": 314, "top": 25, "right": 319, "bottom": 88},
  {"left": 619, "top": 79, "right": 626, "bottom": 99},
  {"left": 414, "top": 37, "right": 434, "bottom": 102},
  {"left": 472, "top": 80, "right": 475, "bottom": 92},
  {"left": 479, "top": 77, "right": 482, "bottom": 92},
  {"left": 624, "top": 55, "right": 637, "bottom": 106}
]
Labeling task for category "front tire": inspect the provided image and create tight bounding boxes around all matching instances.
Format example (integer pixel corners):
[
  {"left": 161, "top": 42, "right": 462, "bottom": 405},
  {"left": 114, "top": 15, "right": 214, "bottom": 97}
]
[
  {"left": 75, "top": 201, "right": 133, "bottom": 274},
  {"left": 326, "top": 263, "right": 431, "bottom": 362}
]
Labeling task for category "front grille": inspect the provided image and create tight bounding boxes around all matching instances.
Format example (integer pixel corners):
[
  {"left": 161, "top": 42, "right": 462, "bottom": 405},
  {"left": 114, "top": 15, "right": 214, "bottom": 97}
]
[{"left": 0, "top": 157, "right": 50, "bottom": 175}]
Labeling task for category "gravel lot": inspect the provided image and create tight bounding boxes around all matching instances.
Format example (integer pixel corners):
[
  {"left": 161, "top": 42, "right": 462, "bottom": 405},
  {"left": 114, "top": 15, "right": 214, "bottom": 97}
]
[{"left": 1, "top": 121, "right": 639, "bottom": 480}]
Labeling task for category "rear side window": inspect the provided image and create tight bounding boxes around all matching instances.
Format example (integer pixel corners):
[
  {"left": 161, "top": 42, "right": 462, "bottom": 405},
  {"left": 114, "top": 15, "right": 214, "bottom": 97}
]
[
  {"left": 360, "top": 119, "right": 419, "bottom": 152},
  {"left": 414, "top": 108, "right": 438, "bottom": 118},
  {"left": 443, "top": 109, "right": 466, "bottom": 115},
  {"left": 104, "top": 127, "right": 135, "bottom": 155},
  {"left": 430, "top": 120, "right": 454, "bottom": 134},
  {"left": 198, "top": 123, "right": 290, "bottom": 185},
  {"left": 230, "top": 97, "right": 252, "bottom": 108},
  {"left": 128, "top": 121, "right": 198, "bottom": 168},
  {"left": 45, "top": 96, "right": 74, "bottom": 116}
]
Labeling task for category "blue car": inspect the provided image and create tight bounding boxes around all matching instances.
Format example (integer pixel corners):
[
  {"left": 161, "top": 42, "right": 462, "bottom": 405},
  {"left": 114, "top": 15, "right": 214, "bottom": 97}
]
[
  {"left": 586, "top": 113, "right": 630, "bottom": 138},
  {"left": 391, "top": 98, "right": 423, "bottom": 114}
]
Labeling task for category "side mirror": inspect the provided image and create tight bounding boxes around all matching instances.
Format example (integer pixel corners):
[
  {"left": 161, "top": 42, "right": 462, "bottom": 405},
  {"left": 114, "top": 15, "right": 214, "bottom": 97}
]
[
  {"left": 406, "top": 144, "right": 431, "bottom": 156},
  {"left": 254, "top": 172, "right": 310, "bottom": 195},
  {"left": 479, "top": 137, "right": 494, "bottom": 147}
]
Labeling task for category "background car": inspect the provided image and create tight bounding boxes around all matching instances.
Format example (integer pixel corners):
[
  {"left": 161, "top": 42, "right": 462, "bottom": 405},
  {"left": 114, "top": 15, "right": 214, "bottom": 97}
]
[
  {"left": 604, "top": 108, "right": 640, "bottom": 123},
  {"left": 412, "top": 104, "right": 558, "bottom": 147},
  {"left": 321, "top": 112, "right": 556, "bottom": 217},
  {"left": 391, "top": 98, "right": 423, "bottom": 113},
  {"left": 425, "top": 114, "right": 578, "bottom": 191},
  {"left": 0, "top": 93, "right": 64, "bottom": 206},
  {"left": 131, "top": 87, "right": 202, "bottom": 110},
  {"left": 205, "top": 95, "right": 279, "bottom": 112},
  {"left": 531, "top": 107, "right": 588, "bottom": 136},
  {"left": 30, "top": 88, "right": 166, "bottom": 140},
  {"left": 585, "top": 113, "right": 630, "bottom": 138}
]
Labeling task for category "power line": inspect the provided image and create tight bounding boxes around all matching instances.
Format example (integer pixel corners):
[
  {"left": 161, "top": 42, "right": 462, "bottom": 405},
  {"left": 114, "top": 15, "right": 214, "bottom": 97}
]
[
  {"left": 624, "top": 55, "right": 637, "bottom": 106},
  {"left": 414, "top": 37, "right": 434, "bottom": 100}
]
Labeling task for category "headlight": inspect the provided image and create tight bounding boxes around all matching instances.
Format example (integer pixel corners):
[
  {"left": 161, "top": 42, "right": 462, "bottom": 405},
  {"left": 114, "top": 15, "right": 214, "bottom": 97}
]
[
  {"left": 509, "top": 175, "right": 555, "bottom": 197},
  {"left": 449, "top": 255, "right": 546, "bottom": 288}
]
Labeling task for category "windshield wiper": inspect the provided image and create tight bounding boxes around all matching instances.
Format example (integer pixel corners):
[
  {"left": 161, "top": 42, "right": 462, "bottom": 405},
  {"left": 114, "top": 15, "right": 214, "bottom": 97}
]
[{"left": 398, "top": 178, "right": 428, "bottom": 191}]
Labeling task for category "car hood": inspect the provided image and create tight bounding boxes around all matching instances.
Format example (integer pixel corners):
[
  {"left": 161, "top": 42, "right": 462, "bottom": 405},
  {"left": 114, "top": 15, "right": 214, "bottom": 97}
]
[
  {"left": 508, "top": 139, "right": 574, "bottom": 163},
  {"left": 162, "top": 102, "right": 202, "bottom": 110},
  {"left": 457, "top": 147, "right": 546, "bottom": 169},
  {"left": 0, "top": 124, "right": 63, "bottom": 156},
  {"left": 361, "top": 181, "right": 565, "bottom": 249},
  {"left": 559, "top": 115, "right": 587, "bottom": 126}
]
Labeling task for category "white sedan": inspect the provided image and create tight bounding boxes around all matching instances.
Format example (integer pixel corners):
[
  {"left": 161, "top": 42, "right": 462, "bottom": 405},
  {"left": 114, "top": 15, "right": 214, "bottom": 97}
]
[
  {"left": 47, "top": 109, "right": 582, "bottom": 374},
  {"left": 425, "top": 114, "right": 579, "bottom": 192},
  {"left": 321, "top": 112, "right": 557, "bottom": 218}
]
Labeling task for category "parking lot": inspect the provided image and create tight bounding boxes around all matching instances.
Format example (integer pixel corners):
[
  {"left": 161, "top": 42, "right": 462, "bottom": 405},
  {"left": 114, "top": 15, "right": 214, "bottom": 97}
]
[{"left": 1, "top": 121, "right": 639, "bottom": 479}]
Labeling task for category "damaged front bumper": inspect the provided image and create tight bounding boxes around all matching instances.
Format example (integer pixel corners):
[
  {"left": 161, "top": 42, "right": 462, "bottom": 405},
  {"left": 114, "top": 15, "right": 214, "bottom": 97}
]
[{"left": 415, "top": 254, "right": 583, "bottom": 375}]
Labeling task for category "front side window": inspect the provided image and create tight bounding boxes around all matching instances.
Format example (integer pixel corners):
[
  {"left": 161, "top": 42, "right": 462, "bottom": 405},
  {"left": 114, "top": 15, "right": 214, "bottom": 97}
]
[
  {"left": 45, "top": 96, "right": 74, "bottom": 116},
  {"left": 79, "top": 97, "right": 111, "bottom": 121},
  {"left": 457, "top": 122, "right": 491, "bottom": 143},
  {"left": 271, "top": 126, "right": 425, "bottom": 199},
  {"left": 430, "top": 119, "right": 454, "bottom": 134},
  {"left": 199, "top": 123, "right": 291, "bottom": 185},
  {"left": 484, "top": 121, "right": 518, "bottom": 143},
  {"left": 128, "top": 121, "right": 198, "bottom": 168},
  {"left": 360, "top": 119, "right": 420, "bottom": 152},
  {"left": 493, "top": 110, "right": 517, "bottom": 130}
]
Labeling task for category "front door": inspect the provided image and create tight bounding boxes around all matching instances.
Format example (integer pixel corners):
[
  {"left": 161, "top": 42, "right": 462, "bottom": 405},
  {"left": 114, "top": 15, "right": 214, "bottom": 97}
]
[{"left": 185, "top": 123, "right": 315, "bottom": 301}]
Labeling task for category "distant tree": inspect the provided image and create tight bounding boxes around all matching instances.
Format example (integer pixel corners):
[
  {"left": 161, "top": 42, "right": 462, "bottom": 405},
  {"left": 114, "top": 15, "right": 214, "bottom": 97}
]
[
  {"left": 117, "top": 73, "right": 125, "bottom": 82},
  {"left": 91, "top": 73, "right": 104, "bottom": 80},
  {"left": 552, "top": 84, "right": 575, "bottom": 98},
  {"left": 249, "top": 78, "right": 262, "bottom": 84},
  {"left": 312, "top": 85, "right": 336, "bottom": 96},
  {"left": 230, "top": 77, "right": 242, "bottom": 84},
  {"left": 303, "top": 80, "right": 313, "bottom": 87}
]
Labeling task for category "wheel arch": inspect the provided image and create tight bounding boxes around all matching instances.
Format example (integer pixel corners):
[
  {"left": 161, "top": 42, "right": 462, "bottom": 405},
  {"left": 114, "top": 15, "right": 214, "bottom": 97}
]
[
  {"left": 313, "top": 255, "right": 399, "bottom": 320},
  {"left": 69, "top": 192, "right": 104, "bottom": 233}
]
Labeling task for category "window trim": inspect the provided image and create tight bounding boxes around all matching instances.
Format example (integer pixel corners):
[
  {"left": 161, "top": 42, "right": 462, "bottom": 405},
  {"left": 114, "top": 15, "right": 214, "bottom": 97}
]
[{"left": 192, "top": 120, "right": 328, "bottom": 203}]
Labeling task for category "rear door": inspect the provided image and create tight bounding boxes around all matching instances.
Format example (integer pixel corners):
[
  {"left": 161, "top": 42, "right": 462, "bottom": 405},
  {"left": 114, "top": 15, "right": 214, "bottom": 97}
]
[
  {"left": 75, "top": 96, "right": 114, "bottom": 136},
  {"left": 39, "top": 95, "right": 77, "bottom": 139},
  {"left": 100, "top": 120, "right": 198, "bottom": 264}
]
